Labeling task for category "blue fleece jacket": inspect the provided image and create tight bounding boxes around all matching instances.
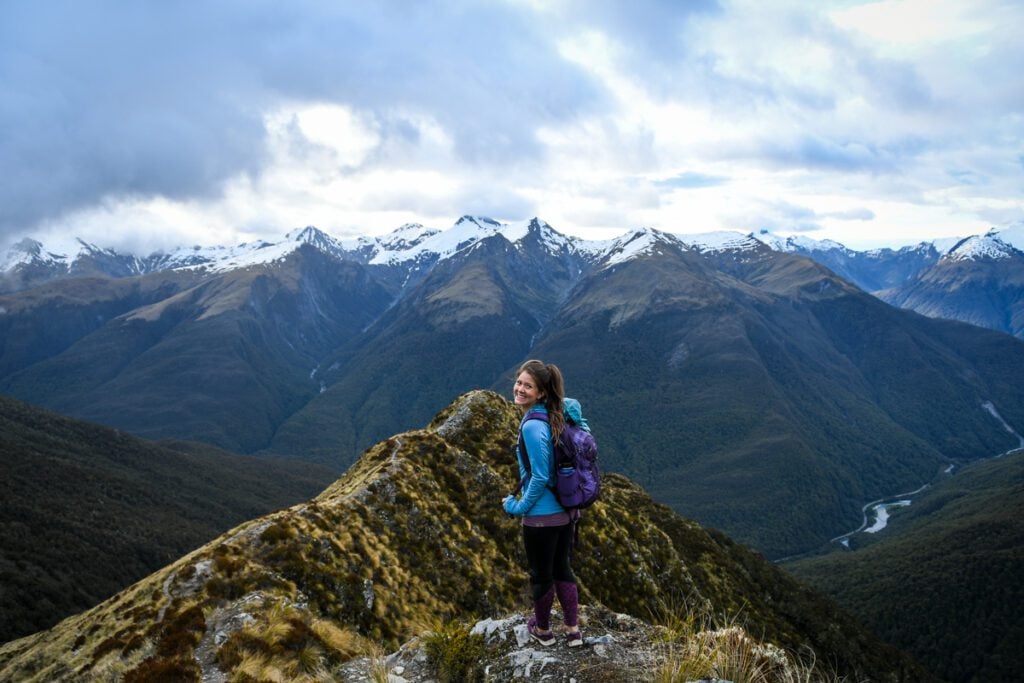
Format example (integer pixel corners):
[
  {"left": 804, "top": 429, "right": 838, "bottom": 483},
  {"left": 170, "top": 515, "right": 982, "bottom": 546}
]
[{"left": 505, "top": 406, "right": 565, "bottom": 517}]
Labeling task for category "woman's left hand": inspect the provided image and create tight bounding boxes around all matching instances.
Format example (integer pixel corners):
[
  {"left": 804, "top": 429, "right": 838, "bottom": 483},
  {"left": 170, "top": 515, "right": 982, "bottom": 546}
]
[{"left": 503, "top": 495, "right": 519, "bottom": 515}]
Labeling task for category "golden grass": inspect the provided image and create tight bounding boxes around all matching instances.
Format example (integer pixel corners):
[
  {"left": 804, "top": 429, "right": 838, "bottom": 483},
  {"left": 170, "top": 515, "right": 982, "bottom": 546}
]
[
  {"left": 651, "top": 600, "right": 847, "bottom": 683},
  {"left": 310, "top": 619, "right": 364, "bottom": 660}
]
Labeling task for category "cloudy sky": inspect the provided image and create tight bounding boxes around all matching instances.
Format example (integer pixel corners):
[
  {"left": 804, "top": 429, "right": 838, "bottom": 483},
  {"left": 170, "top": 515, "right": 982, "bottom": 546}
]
[{"left": 2, "top": 0, "right": 1022, "bottom": 253}]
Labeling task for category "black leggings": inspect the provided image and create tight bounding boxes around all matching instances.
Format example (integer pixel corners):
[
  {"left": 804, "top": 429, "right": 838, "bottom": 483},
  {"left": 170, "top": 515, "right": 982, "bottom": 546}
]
[{"left": 522, "top": 523, "right": 575, "bottom": 601}]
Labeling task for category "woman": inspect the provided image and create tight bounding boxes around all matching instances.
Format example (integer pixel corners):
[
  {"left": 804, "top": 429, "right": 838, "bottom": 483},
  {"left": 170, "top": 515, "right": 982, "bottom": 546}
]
[{"left": 502, "top": 359, "right": 582, "bottom": 648}]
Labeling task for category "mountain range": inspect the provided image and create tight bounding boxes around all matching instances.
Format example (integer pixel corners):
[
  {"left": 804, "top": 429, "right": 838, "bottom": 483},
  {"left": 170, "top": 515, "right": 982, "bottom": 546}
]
[
  {"left": 3, "top": 217, "right": 1024, "bottom": 561},
  {"left": 0, "top": 391, "right": 931, "bottom": 682},
  {"left": 5, "top": 219, "right": 1022, "bottom": 338},
  {"left": 761, "top": 223, "right": 1024, "bottom": 338}
]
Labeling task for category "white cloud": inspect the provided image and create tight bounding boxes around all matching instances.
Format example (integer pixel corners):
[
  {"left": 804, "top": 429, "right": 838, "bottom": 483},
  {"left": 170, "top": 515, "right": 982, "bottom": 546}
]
[{"left": 831, "top": 0, "right": 992, "bottom": 49}]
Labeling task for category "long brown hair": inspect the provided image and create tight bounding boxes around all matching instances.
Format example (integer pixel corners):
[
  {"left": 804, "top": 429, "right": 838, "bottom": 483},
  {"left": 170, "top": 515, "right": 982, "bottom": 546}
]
[{"left": 516, "top": 359, "right": 565, "bottom": 443}]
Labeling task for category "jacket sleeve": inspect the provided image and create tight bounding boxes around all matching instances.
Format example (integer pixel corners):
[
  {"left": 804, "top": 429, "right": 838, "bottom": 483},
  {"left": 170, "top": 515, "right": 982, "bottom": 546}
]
[{"left": 510, "top": 419, "right": 553, "bottom": 516}]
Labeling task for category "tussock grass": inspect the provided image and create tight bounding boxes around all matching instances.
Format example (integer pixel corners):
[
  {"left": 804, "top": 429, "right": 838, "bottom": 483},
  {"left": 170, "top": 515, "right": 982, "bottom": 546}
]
[
  {"left": 310, "top": 618, "right": 364, "bottom": 660},
  {"left": 422, "top": 619, "right": 486, "bottom": 683},
  {"left": 215, "top": 603, "right": 377, "bottom": 681},
  {"left": 651, "top": 599, "right": 848, "bottom": 683},
  {"left": 365, "top": 641, "right": 393, "bottom": 683}
]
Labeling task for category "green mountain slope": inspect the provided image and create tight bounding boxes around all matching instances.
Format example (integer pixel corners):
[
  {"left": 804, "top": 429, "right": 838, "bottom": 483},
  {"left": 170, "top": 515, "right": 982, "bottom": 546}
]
[
  {"left": 525, "top": 242, "right": 1024, "bottom": 557},
  {"left": 1, "top": 247, "right": 392, "bottom": 452},
  {"left": 0, "top": 395, "right": 337, "bottom": 644},
  {"left": 0, "top": 391, "right": 930, "bottom": 682},
  {"left": 0, "top": 271, "right": 201, "bottom": 378},
  {"left": 786, "top": 450, "right": 1024, "bottom": 683},
  {"left": 881, "top": 252, "right": 1024, "bottom": 339},
  {"left": 265, "top": 227, "right": 581, "bottom": 465}
]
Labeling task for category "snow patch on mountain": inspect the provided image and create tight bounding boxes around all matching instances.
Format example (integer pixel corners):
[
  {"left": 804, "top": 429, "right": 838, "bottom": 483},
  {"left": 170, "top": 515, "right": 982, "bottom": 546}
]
[
  {"left": 678, "top": 231, "right": 762, "bottom": 253},
  {"left": 368, "top": 215, "right": 502, "bottom": 265},
  {"left": 366, "top": 216, "right": 575, "bottom": 266},
  {"left": 1, "top": 238, "right": 58, "bottom": 271},
  {"left": 285, "top": 226, "right": 349, "bottom": 258},
  {"left": 753, "top": 231, "right": 848, "bottom": 253},
  {"left": 1, "top": 236, "right": 136, "bottom": 273},
  {"left": 149, "top": 226, "right": 351, "bottom": 273},
  {"left": 151, "top": 239, "right": 281, "bottom": 272},
  {"left": 520, "top": 218, "right": 575, "bottom": 254},
  {"left": 368, "top": 223, "right": 441, "bottom": 252},
  {"left": 599, "top": 229, "right": 680, "bottom": 267},
  {"left": 943, "top": 234, "right": 1018, "bottom": 262}
]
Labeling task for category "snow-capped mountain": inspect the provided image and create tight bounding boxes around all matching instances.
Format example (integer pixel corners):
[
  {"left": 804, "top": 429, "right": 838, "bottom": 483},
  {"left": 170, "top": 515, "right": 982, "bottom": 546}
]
[
  {"left": 9, "top": 218, "right": 1023, "bottom": 283},
  {"left": 753, "top": 231, "right": 850, "bottom": 255},
  {"left": 4, "top": 216, "right": 1023, "bottom": 338},
  {"left": 0, "top": 236, "right": 149, "bottom": 292},
  {"left": 742, "top": 225, "right": 1024, "bottom": 338},
  {"left": 679, "top": 230, "right": 764, "bottom": 254},
  {"left": 0, "top": 215, "right": 627, "bottom": 293},
  {"left": 881, "top": 228, "right": 1024, "bottom": 338},
  {"left": 140, "top": 226, "right": 354, "bottom": 274},
  {"left": 942, "top": 230, "right": 1023, "bottom": 262},
  {"left": 368, "top": 215, "right": 503, "bottom": 265}
]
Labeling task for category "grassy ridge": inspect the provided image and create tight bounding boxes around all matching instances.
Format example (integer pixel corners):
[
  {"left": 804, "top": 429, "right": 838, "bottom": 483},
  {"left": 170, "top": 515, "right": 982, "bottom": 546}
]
[
  {"left": 0, "top": 390, "right": 930, "bottom": 682},
  {"left": 0, "top": 394, "right": 337, "bottom": 644}
]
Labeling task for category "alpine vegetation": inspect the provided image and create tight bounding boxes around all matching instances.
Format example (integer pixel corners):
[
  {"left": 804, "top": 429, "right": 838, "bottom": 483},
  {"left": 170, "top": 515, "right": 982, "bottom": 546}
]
[{"left": 0, "top": 391, "right": 928, "bottom": 681}]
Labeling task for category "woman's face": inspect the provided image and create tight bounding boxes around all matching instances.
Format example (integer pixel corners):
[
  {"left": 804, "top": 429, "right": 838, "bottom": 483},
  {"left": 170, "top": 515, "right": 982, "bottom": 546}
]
[{"left": 513, "top": 371, "right": 544, "bottom": 408}]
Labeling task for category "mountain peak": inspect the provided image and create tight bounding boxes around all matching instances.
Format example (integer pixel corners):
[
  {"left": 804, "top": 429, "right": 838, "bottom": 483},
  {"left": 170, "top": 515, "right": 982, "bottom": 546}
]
[
  {"left": 943, "top": 234, "right": 1019, "bottom": 262},
  {"left": 2, "top": 237, "right": 48, "bottom": 270},
  {"left": 0, "top": 236, "right": 131, "bottom": 282},
  {"left": 287, "top": 225, "right": 328, "bottom": 242},
  {"left": 284, "top": 225, "right": 350, "bottom": 259},
  {"left": 368, "top": 215, "right": 502, "bottom": 266},
  {"left": 754, "top": 230, "right": 850, "bottom": 254},
  {"left": 454, "top": 214, "right": 502, "bottom": 229},
  {"left": 679, "top": 230, "right": 764, "bottom": 254},
  {"left": 599, "top": 227, "right": 682, "bottom": 267}
]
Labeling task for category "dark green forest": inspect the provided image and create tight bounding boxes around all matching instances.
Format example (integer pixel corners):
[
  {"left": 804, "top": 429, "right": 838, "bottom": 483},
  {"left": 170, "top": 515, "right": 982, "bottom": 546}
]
[
  {"left": 786, "top": 450, "right": 1024, "bottom": 682},
  {"left": 0, "top": 395, "right": 337, "bottom": 643}
]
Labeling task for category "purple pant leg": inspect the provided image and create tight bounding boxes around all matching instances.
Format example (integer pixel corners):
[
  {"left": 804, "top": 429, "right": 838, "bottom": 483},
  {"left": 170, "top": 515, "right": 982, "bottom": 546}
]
[
  {"left": 555, "top": 581, "right": 578, "bottom": 627},
  {"left": 533, "top": 585, "right": 555, "bottom": 630}
]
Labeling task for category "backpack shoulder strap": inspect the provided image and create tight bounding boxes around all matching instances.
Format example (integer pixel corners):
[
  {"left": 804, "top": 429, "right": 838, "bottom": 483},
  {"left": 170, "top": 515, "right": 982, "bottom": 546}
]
[
  {"left": 513, "top": 409, "right": 552, "bottom": 494},
  {"left": 523, "top": 409, "right": 549, "bottom": 424}
]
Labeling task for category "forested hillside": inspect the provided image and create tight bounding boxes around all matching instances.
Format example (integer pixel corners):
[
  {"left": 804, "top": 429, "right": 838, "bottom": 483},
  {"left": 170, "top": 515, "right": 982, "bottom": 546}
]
[
  {"left": 787, "top": 451, "right": 1024, "bottom": 682},
  {"left": 0, "top": 395, "right": 336, "bottom": 643}
]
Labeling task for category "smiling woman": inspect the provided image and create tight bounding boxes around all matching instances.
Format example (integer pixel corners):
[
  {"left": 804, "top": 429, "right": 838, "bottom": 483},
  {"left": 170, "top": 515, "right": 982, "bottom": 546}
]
[{"left": 503, "top": 360, "right": 584, "bottom": 648}]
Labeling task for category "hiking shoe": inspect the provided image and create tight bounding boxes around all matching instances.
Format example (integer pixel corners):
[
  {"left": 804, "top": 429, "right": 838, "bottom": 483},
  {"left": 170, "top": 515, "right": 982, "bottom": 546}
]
[
  {"left": 565, "top": 630, "right": 583, "bottom": 648},
  {"left": 527, "top": 617, "right": 555, "bottom": 646}
]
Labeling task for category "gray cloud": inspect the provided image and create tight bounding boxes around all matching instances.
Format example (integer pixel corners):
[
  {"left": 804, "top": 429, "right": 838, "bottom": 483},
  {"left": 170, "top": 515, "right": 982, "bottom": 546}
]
[
  {"left": 654, "top": 172, "right": 728, "bottom": 189},
  {"left": 359, "top": 182, "right": 536, "bottom": 226},
  {"left": 0, "top": 0, "right": 605, "bottom": 241},
  {"left": 751, "top": 134, "right": 896, "bottom": 173},
  {"left": 741, "top": 200, "right": 875, "bottom": 235},
  {"left": 825, "top": 208, "right": 875, "bottom": 221}
]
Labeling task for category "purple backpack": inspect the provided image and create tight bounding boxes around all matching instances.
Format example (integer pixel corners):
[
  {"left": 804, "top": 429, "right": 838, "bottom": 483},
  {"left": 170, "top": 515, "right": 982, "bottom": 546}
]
[{"left": 516, "top": 409, "right": 600, "bottom": 510}]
